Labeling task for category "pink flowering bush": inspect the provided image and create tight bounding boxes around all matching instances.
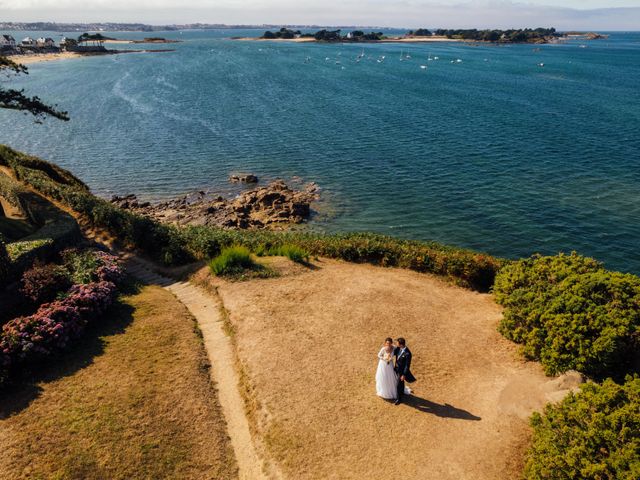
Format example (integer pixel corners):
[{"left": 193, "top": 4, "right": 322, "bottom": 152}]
[
  {"left": 62, "top": 249, "right": 124, "bottom": 285},
  {"left": 20, "top": 263, "right": 72, "bottom": 306},
  {"left": 0, "top": 251, "right": 124, "bottom": 385}
]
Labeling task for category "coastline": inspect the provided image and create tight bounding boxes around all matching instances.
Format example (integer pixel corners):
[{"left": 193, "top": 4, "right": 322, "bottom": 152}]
[
  {"left": 233, "top": 35, "right": 463, "bottom": 43},
  {"left": 10, "top": 49, "right": 175, "bottom": 64}
]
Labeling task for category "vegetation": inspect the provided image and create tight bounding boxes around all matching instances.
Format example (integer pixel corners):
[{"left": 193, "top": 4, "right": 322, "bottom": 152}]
[
  {"left": 494, "top": 253, "right": 640, "bottom": 378},
  {"left": 408, "top": 28, "right": 432, "bottom": 37},
  {"left": 209, "top": 245, "right": 254, "bottom": 276},
  {"left": 262, "top": 27, "right": 302, "bottom": 39},
  {"left": 434, "top": 27, "right": 559, "bottom": 43},
  {"left": 0, "top": 55, "right": 69, "bottom": 121},
  {"left": 19, "top": 262, "right": 71, "bottom": 305},
  {"left": 525, "top": 377, "right": 640, "bottom": 480},
  {"left": 257, "top": 243, "right": 310, "bottom": 264},
  {"left": 0, "top": 250, "right": 123, "bottom": 386},
  {"left": 261, "top": 28, "right": 384, "bottom": 42}
]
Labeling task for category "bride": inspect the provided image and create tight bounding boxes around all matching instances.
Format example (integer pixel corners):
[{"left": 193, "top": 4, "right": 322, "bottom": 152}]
[{"left": 376, "top": 337, "right": 399, "bottom": 400}]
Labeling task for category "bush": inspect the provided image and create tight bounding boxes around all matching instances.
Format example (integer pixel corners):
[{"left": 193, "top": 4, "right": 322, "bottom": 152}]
[
  {"left": 494, "top": 253, "right": 640, "bottom": 378},
  {"left": 20, "top": 262, "right": 71, "bottom": 305},
  {"left": 258, "top": 244, "right": 310, "bottom": 263},
  {"left": 0, "top": 280, "right": 118, "bottom": 384},
  {"left": 525, "top": 377, "right": 640, "bottom": 480},
  {"left": 209, "top": 246, "right": 254, "bottom": 276},
  {"left": 62, "top": 249, "right": 124, "bottom": 285}
]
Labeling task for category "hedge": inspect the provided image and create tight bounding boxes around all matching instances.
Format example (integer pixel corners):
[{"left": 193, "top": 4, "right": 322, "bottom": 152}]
[
  {"left": 0, "top": 251, "right": 124, "bottom": 386},
  {"left": 494, "top": 253, "right": 640, "bottom": 378},
  {"left": 525, "top": 377, "right": 640, "bottom": 480}
]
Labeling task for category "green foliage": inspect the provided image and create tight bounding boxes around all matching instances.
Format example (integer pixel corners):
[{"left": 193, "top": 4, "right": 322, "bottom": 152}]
[
  {"left": 182, "top": 228, "right": 502, "bottom": 291},
  {"left": 0, "top": 55, "right": 69, "bottom": 121},
  {"left": 5, "top": 238, "right": 54, "bottom": 261},
  {"left": 0, "top": 145, "right": 191, "bottom": 266},
  {"left": 525, "top": 377, "right": 640, "bottom": 480},
  {"left": 62, "top": 249, "right": 101, "bottom": 284},
  {"left": 434, "top": 27, "right": 558, "bottom": 43},
  {"left": 209, "top": 246, "right": 254, "bottom": 276},
  {"left": 258, "top": 244, "right": 310, "bottom": 264},
  {"left": 494, "top": 253, "right": 640, "bottom": 378}
]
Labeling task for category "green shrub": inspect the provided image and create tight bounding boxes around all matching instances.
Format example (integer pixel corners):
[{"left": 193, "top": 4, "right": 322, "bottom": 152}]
[
  {"left": 494, "top": 253, "right": 640, "bottom": 378},
  {"left": 258, "top": 244, "right": 310, "bottom": 263},
  {"left": 209, "top": 246, "right": 254, "bottom": 276},
  {"left": 525, "top": 377, "right": 640, "bottom": 480},
  {"left": 181, "top": 228, "right": 503, "bottom": 291}
]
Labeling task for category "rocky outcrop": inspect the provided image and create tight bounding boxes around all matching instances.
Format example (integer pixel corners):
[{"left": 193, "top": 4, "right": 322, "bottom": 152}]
[
  {"left": 229, "top": 173, "right": 259, "bottom": 184},
  {"left": 111, "top": 180, "right": 320, "bottom": 230}
]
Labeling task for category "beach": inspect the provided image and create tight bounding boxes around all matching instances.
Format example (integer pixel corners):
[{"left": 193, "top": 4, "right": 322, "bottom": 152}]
[{"left": 11, "top": 52, "right": 84, "bottom": 64}]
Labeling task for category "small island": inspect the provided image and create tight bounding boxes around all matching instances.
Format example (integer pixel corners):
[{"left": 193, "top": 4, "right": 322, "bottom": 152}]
[{"left": 237, "top": 27, "right": 598, "bottom": 44}]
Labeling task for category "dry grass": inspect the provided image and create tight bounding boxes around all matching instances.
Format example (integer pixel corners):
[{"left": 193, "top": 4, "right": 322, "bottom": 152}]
[
  {"left": 0, "top": 285, "right": 237, "bottom": 480},
  {"left": 216, "top": 258, "right": 555, "bottom": 480}
]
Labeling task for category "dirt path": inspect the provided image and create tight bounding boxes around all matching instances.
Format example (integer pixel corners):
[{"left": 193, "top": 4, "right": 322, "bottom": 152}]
[
  {"left": 126, "top": 261, "right": 266, "bottom": 480},
  {"left": 214, "top": 259, "right": 581, "bottom": 480}
]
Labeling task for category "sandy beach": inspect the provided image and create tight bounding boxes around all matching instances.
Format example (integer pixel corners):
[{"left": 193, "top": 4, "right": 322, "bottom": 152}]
[{"left": 12, "top": 52, "right": 84, "bottom": 64}]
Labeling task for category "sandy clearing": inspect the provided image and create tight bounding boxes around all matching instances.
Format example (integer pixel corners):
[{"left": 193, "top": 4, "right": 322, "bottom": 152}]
[{"left": 216, "top": 259, "right": 572, "bottom": 480}]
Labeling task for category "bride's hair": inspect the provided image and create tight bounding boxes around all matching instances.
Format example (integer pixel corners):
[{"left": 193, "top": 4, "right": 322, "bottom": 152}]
[{"left": 384, "top": 337, "right": 393, "bottom": 343}]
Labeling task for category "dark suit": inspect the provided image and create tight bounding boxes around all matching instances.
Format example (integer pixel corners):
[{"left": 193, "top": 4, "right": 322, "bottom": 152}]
[{"left": 394, "top": 346, "right": 416, "bottom": 402}]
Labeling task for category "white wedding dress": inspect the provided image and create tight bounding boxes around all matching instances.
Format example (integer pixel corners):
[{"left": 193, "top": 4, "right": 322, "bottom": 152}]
[{"left": 376, "top": 347, "right": 399, "bottom": 399}]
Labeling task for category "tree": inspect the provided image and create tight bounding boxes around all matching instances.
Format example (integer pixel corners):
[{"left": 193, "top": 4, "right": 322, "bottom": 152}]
[{"left": 0, "top": 56, "right": 69, "bottom": 122}]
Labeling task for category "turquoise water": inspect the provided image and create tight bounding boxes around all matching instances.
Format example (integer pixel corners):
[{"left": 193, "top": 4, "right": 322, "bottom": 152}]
[{"left": 1, "top": 29, "right": 639, "bottom": 272}]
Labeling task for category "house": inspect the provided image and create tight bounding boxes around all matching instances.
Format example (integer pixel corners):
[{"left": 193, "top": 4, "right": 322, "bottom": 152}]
[
  {"left": 35, "top": 37, "right": 46, "bottom": 48},
  {"left": 21, "top": 37, "right": 35, "bottom": 46},
  {"left": 0, "top": 34, "right": 16, "bottom": 49},
  {"left": 44, "top": 37, "right": 55, "bottom": 48}
]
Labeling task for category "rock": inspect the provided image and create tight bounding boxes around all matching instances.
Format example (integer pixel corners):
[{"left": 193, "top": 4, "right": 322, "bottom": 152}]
[
  {"left": 110, "top": 178, "right": 318, "bottom": 231},
  {"left": 229, "top": 173, "right": 259, "bottom": 184}
]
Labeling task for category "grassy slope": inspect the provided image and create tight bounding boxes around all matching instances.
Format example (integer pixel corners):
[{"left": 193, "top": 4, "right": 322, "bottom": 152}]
[{"left": 0, "top": 285, "right": 237, "bottom": 480}]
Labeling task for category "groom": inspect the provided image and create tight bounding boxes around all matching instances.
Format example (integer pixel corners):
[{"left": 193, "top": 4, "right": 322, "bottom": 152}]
[{"left": 394, "top": 337, "right": 416, "bottom": 405}]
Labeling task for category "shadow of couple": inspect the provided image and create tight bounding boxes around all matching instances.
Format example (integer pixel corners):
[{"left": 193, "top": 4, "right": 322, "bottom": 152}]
[{"left": 401, "top": 395, "right": 481, "bottom": 421}]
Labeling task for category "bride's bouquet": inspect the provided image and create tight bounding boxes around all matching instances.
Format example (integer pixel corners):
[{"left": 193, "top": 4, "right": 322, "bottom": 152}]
[{"left": 382, "top": 351, "right": 393, "bottom": 364}]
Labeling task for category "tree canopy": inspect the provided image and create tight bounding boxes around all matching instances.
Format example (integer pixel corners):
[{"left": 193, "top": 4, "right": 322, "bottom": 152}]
[{"left": 0, "top": 55, "right": 69, "bottom": 122}]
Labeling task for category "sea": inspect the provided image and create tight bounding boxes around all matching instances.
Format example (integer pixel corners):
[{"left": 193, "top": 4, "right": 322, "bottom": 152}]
[{"left": 1, "top": 29, "right": 639, "bottom": 272}]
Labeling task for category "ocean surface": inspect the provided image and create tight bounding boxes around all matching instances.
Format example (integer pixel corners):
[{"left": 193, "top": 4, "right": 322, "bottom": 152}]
[{"left": 1, "top": 29, "right": 639, "bottom": 272}]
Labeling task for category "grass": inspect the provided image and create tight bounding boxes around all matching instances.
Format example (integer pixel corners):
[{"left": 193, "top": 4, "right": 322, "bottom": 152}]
[
  {"left": 0, "top": 285, "right": 237, "bottom": 479},
  {"left": 209, "top": 245, "right": 278, "bottom": 280},
  {"left": 257, "top": 244, "right": 310, "bottom": 264}
]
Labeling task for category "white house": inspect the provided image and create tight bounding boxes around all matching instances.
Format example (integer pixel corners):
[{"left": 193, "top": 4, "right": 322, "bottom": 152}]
[
  {"left": 35, "top": 37, "right": 46, "bottom": 48},
  {"left": 0, "top": 35, "right": 16, "bottom": 48},
  {"left": 21, "top": 37, "right": 35, "bottom": 46}
]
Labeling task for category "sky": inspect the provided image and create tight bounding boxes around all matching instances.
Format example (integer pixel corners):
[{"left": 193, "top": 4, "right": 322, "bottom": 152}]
[{"left": 1, "top": 0, "right": 640, "bottom": 30}]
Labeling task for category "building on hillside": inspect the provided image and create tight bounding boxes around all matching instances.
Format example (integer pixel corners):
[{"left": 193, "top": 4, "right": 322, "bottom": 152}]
[
  {"left": 0, "top": 34, "right": 16, "bottom": 49},
  {"left": 21, "top": 36, "right": 35, "bottom": 46},
  {"left": 44, "top": 37, "right": 55, "bottom": 47}
]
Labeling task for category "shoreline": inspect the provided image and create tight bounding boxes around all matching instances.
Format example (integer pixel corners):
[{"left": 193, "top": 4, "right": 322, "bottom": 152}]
[
  {"left": 233, "top": 35, "right": 463, "bottom": 43},
  {"left": 9, "top": 49, "right": 175, "bottom": 64}
]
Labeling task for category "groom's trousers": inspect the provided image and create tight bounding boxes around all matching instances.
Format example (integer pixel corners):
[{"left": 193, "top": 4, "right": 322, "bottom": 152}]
[{"left": 397, "top": 377, "right": 405, "bottom": 402}]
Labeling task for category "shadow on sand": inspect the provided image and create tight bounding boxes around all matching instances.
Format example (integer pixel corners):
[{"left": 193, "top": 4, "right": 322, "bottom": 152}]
[{"left": 403, "top": 395, "right": 482, "bottom": 421}]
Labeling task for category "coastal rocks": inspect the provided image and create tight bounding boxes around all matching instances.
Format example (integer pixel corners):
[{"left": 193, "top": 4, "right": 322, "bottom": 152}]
[
  {"left": 110, "top": 179, "right": 320, "bottom": 230},
  {"left": 229, "top": 173, "right": 259, "bottom": 184}
]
